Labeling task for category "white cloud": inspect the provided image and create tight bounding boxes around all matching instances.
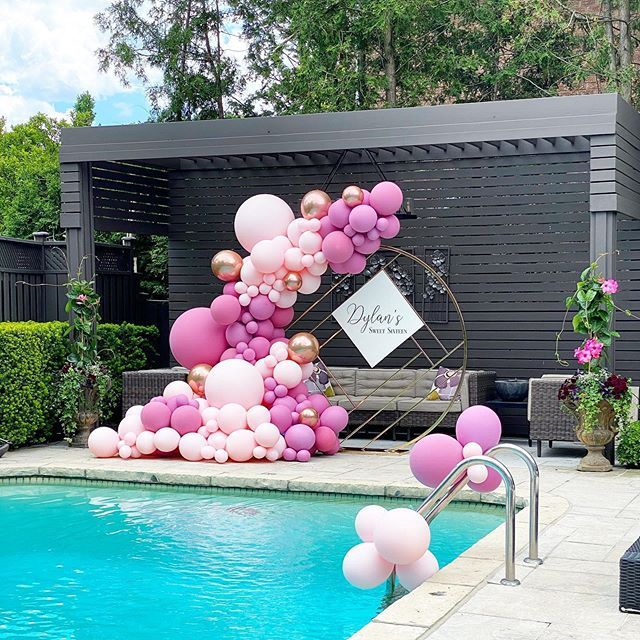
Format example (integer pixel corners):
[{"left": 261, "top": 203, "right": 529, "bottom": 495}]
[{"left": 0, "top": 0, "right": 149, "bottom": 126}]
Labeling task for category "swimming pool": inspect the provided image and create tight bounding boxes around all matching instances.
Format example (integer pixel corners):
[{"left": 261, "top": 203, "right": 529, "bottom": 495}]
[{"left": 0, "top": 481, "right": 502, "bottom": 640}]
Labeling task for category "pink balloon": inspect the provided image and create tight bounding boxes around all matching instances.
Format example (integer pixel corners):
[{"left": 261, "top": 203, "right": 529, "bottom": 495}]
[
  {"left": 271, "top": 307, "right": 294, "bottom": 328},
  {"left": 117, "top": 415, "right": 144, "bottom": 439},
  {"left": 320, "top": 405, "right": 348, "bottom": 434},
  {"left": 249, "top": 294, "right": 276, "bottom": 321},
  {"left": 283, "top": 447, "right": 297, "bottom": 461},
  {"left": 274, "top": 289, "right": 297, "bottom": 308},
  {"left": 179, "top": 432, "right": 207, "bottom": 461},
  {"left": 456, "top": 405, "right": 502, "bottom": 451},
  {"left": 205, "top": 359, "right": 265, "bottom": 409},
  {"left": 314, "top": 426, "right": 338, "bottom": 453},
  {"left": 234, "top": 194, "right": 295, "bottom": 252},
  {"left": 136, "top": 430, "right": 157, "bottom": 455},
  {"left": 240, "top": 259, "right": 263, "bottom": 286},
  {"left": 319, "top": 216, "right": 338, "bottom": 238},
  {"left": 308, "top": 393, "right": 330, "bottom": 415},
  {"left": 462, "top": 442, "right": 483, "bottom": 459},
  {"left": 226, "top": 429, "right": 256, "bottom": 462},
  {"left": 119, "top": 444, "right": 132, "bottom": 459},
  {"left": 169, "top": 307, "right": 227, "bottom": 369},
  {"left": 214, "top": 449, "right": 229, "bottom": 463},
  {"left": 218, "top": 403, "right": 247, "bottom": 434},
  {"left": 396, "top": 550, "right": 439, "bottom": 591},
  {"left": 164, "top": 381, "right": 193, "bottom": 400},
  {"left": 355, "top": 505, "right": 387, "bottom": 542},
  {"left": 88, "top": 427, "right": 119, "bottom": 458},
  {"left": 141, "top": 402, "right": 171, "bottom": 433},
  {"left": 358, "top": 238, "right": 381, "bottom": 255},
  {"left": 225, "top": 322, "right": 251, "bottom": 347},
  {"left": 170, "top": 405, "right": 202, "bottom": 435},
  {"left": 273, "top": 360, "right": 303, "bottom": 388},
  {"left": 379, "top": 214, "right": 400, "bottom": 239},
  {"left": 223, "top": 282, "right": 239, "bottom": 296},
  {"left": 248, "top": 336, "right": 270, "bottom": 359},
  {"left": 296, "top": 449, "right": 311, "bottom": 462},
  {"left": 349, "top": 205, "right": 378, "bottom": 233},
  {"left": 343, "top": 543, "right": 394, "bottom": 590},
  {"left": 270, "top": 405, "right": 294, "bottom": 433},
  {"left": 123, "top": 432, "right": 137, "bottom": 446},
  {"left": 285, "top": 424, "right": 315, "bottom": 451},
  {"left": 299, "top": 272, "right": 321, "bottom": 295},
  {"left": 251, "top": 239, "right": 286, "bottom": 273},
  {"left": 334, "top": 252, "right": 366, "bottom": 275},
  {"left": 468, "top": 466, "right": 502, "bottom": 493},
  {"left": 154, "top": 427, "right": 181, "bottom": 452},
  {"left": 201, "top": 445, "right": 216, "bottom": 460},
  {"left": 328, "top": 199, "right": 351, "bottom": 229},
  {"left": 210, "top": 295, "right": 242, "bottom": 326},
  {"left": 467, "top": 464, "right": 489, "bottom": 484},
  {"left": 410, "top": 433, "right": 463, "bottom": 488},
  {"left": 361, "top": 189, "right": 371, "bottom": 205},
  {"left": 254, "top": 422, "right": 280, "bottom": 448},
  {"left": 373, "top": 508, "right": 430, "bottom": 565},
  {"left": 370, "top": 181, "right": 403, "bottom": 216},
  {"left": 322, "top": 231, "right": 354, "bottom": 264},
  {"left": 298, "top": 231, "right": 323, "bottom": 254}
]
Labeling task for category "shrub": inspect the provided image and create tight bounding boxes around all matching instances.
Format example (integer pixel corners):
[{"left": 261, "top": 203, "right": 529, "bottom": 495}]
[
  {"left": 0, "top": 321, "right": 159, "bottom": 447},
  {"left": 0, "top": 322, "right": 66, "bottom": 446},
  {"left": 617, "top": 420, "right": 640, "bottom": 467}
]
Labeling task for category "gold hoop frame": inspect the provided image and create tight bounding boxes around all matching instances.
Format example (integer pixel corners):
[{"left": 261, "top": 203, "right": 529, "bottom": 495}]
[{"left": 288, "top": 245, "right": 467, "bottom": 454}]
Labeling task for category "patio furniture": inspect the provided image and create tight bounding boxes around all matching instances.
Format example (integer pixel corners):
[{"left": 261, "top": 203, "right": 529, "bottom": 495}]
[
  {"left": 122, "top": 368, "right": 188, "bottom": 409},
  {"left": 528, "top": 375, "right": 577, "bottom": 457},
  {"left": 325, "top": 367, "right": 496, "bottom": 440},
  {"left": 620, "top": 537, "right": 640, "bottom": 614},
  {"left": 0, "top": 438, "right": 9, "bottom": 458}
]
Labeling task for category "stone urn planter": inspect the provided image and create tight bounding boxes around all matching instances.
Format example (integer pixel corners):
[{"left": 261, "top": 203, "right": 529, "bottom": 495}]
[
  {"left": 575, "top": 400, "right": 616, "bottom": 472},
  {"left": 69, "top": 387, "right": 100, "bottom": 448}
]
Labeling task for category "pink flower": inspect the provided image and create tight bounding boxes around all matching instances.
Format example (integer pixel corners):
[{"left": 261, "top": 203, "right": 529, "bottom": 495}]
[
  {"left": 601, "top": 279, "right": 618, "bottom": 294},
  {"left": 76, "top": 294, "right": 88, "bottom": 303},
  {"left": 574, "top": 347, "right": 592, "bottom": 364},
  {"left": 584, "top": 337, "right": 604, "bottom": 358}
]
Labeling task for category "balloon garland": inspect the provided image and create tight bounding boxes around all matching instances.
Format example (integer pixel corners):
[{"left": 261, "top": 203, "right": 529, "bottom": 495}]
[
  {"left": 89, "top": 182, "right": 404, "bottom": 463},
  {"left": 343, "top": 405, "right": 502, "bottom": 591}
]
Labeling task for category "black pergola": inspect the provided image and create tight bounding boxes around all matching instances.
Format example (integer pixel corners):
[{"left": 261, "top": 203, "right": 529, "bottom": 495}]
[{"left": 59, "top": 93, "right": 640, "bottom": 381}]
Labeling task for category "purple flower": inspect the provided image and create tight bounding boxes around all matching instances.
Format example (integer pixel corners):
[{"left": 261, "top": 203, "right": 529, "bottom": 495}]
[{"left": 601, "top": 279, "right": 618, "bottom": 294}]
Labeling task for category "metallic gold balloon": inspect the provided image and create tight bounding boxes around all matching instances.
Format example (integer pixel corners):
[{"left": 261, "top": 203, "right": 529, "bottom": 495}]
[
  {"left": 342, "top": 185, "right": 364, "bottom": 208},
  {"left": 283, "top": 271, "right": 303, "bottom": 291},
  {"left": 287, "top": 332, "right": 320, "bottom": 365},
  {"left": 300, "top": 189, "right": 332, "bottom": 220},
  {"left": 299, "top": 407, "right": 319, "bottom": 428},
  {"left": 211, "top": 250, "right": 242, "bottom": 282},
  {"left": 187, "top": 363, "right": 212, "bottom": 397}
]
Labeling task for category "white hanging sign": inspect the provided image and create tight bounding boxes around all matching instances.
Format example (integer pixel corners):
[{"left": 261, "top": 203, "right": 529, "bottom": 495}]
[{"left": 332, "top": 270, "right": 424, "bottom": 367}]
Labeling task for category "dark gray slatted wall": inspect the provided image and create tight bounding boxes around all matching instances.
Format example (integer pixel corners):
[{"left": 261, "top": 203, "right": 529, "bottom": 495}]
[
  {"left": 168, "top": 142, "right": 590, "bottom": 379},
  {"left": 615, "top": 214, "right": 640, "bottom": 381}
]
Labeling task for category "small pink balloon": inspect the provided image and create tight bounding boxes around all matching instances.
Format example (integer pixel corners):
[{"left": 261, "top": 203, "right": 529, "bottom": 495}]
[
  {"left": 314, "top": 426, "right": 338, "bottom": 453},
  {"left": 319, "top": 216, "right": 338, "bottom": 238},
  {"left": 88, "top": 427, "right": 119, "bottom": 458},
  {"left": 119, "top": 444, "right": 132, "bottom": 459},
  {"left": 225, "top": 322, "right": 251, "bottom": 348},
  {"left": 299, "top": 231, "right": 323, "bottom": 254},
  {"left": 210, "top": 432, "right": 227, "bottom": 449},
  {"left": 373, "top": 508, "right": 430, "bottom": 565},
  {"left": 349, "top": 205, "right": 378, "bottom": 233},
  {"left": 163, "top": 380, "right": 193, "bottom": 399},
  {"left": 266, "top": 448, "right": 280, "bottom": 462},
  {"left": 283, "top": 447, "right": 297, "bottom": 461},
  {"left": 322, "top": 231, "right": 354, "bottom": 264},
  {"left": 320, "top": 405, "right": 349, "bottom": 434},
  {"left": 285, "top": 424, "right": 315, "bottom": 451},
  {"left": 328, "top": 199, "right": 351, "bottom": 228},
  {"left": 226, "top": 429, "right": 256, "bottom": 462},
  {"left": 170, "top": 405, "right": 202, "bottom": 435},
  {"left": 334, "top": 252, "right": 366, "bottom": 275},
  {"left": 123, "top": 432, "right": 137, "bottom": 447},
  {"left": 249, "top": 294, "right": 276, "bottom": 321},
  {"left": 370, "top": 181, "right": 403, "bottom": 216},
  {"left": 270, "top": 404, "right": 294, "bottom": 433},
  {"left": 271, "top": 306, "right": 294, "bottom": 328},
  {"left": 468, "top": 466, "right": 502, "bottom": 493},
  {"left": 308, "top": 393, "right": 330, "bottom": 415},
  {"left": 379, "top": 214, "right": 400, "bottom": 239},
  {"left": 210, "top": 295, "right": 242, "bottom": 326},
  {"left": 136, "top": 430, "right": 157, "bottom": 455},
  {"left": 456, "top": 406, "right": 502, "bottom": 451},
  {"left": 214, "top": 449, "right": 229, "bottom": 463},
  {"left": 273, "top": 360, "right": 303, "bottom": 388},
  {"left": 130, "top": 446, "right": 142, "bottom": 459},
  {"left": 355, "top": 505, "right": 387, "bottom": 542},
  {"left": 118, "top": 415, "right": 144, "bottom": 439},
  {"left": 154, "top": 427, "right": 181, "bottom": 452},
  {"left": 253, "top": 445, "right": 267, "bottom": 459},
  {"left": 467, "top": 464, "right": 489, "bottom": 484},
  {"left": 218, "top": 403, "right": 248, "bottom": 434},
  {"left": 179, "top": 432, "right": 207, "bottom": 461},
  {"left": 201, "top": 445, "right": 216, "bottom": 460},
  {"left": 343, "top": 542, "right": 394, "bottom": 590},
  {"left": 462, "top": 442, "right": 483, "bottom": 459},
  {"left": 254, "top": 422, "right": 280, "bottom": 448},
  {"left": 396, "top": 550, "right": 439, "bottom": 591},
  {"left": 246, "top": 404, "right": 271, "bottom": 429},
  {"left": 251, "top": 238, "right": 286, "bottom": 274},
  {"left": 141, "top": 402, "right": 171, "bottom": 433},
  {"left": 409, "top": 433, "right": 463, "bottom": 488},
  {"left": 296, "top": 449, "right": 311, "bottom": 462}
]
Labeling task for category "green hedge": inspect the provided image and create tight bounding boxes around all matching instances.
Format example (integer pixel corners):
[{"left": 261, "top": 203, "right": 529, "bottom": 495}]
[{"left": 0, "top": 321, "right": 159, "bottom": 447}]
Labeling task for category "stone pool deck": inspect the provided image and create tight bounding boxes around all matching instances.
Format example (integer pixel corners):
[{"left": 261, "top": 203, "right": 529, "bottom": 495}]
[{"left": 1, "top": 441, "right": 639, "bottom": 640}]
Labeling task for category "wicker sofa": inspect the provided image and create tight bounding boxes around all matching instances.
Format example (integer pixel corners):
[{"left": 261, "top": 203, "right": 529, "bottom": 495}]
[{"left": 324, "top": 366, "right": 496, "bottom": 440}]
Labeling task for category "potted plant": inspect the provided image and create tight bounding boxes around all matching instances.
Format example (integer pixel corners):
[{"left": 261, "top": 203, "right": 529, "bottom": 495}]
[
  {"left": 617, "top": 420, "right": 640, "bottom": 469},
  {"left": 57, "top": 271, "right": 112, "bottom": 446},
  {"left": 556, "top": 260, "right": 634, "bottom": 472}
]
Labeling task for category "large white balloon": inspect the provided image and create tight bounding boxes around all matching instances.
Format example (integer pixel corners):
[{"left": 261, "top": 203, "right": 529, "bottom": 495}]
[
  {"left": 205, "top": 359, "right": 265, "bottom": 409},
  {"left": 234, "top": 195, "right": 295, "bottom": 252}
]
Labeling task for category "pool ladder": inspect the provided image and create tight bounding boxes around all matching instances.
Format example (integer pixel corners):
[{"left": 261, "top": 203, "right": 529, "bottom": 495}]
[{"left": 397, "top": 444, "right": 541, "bottom": 589}]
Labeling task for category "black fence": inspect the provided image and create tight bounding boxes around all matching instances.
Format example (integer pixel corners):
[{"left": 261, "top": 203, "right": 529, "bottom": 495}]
[{"left": 0, "top": 237, "right": 168, "bottom": 349}]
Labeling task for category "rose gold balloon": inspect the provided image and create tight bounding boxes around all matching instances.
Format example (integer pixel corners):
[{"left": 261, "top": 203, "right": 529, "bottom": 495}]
[
  {"left": 300, "top": 189, "right": 331, "bottom": 220},
  {"left": 211, "top": 250, "right": 242, "bottom": 282},
  {"left": 187, "top": 363, "right": 212, "bottom": 397},
  {"left": 342, "top": 185, "right": 364, "bottom": 208},
  {"left": 283, "top": 271, "right": 303, "bottom": 292},
  {"left": 299, "top": 407, "right": 319, "bottom": 428},
  {"left": 287, "top": 332, "right": 320, "bottom": 365}
]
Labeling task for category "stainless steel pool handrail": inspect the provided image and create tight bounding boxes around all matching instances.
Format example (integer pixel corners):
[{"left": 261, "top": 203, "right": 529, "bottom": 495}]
[
  {"left": 416, "top": 455, "right": 520, "bottom": 586},
  {"left": 485, "top": 443, "right": 542, "bottom": 566}
]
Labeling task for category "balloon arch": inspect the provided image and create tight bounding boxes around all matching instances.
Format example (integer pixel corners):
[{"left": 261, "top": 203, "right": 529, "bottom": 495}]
[{"left": 89, "top": 181, "right": 466, "bottom": 464}]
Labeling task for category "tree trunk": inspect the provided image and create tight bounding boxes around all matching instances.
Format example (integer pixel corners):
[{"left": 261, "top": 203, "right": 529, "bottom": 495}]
[
  {"left": 383, "top": 16, "right": 397, "bottom": 107},
  {"left": 618, "top": 0, "right": 633, "bottom": 101},
  {"left": 214, "top": 0, "right": 225, "bottom": 118},
  {"left": 356, "top": 47, "right": 366, "bottom": 108},
  {"left": 602, "top": 0, "right": 617, "bottom": 76}
]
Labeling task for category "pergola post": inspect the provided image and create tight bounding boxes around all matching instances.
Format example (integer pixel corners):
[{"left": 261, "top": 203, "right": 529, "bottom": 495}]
[{"left": 60, "top": 162, "right": 95, "bottom": 282}]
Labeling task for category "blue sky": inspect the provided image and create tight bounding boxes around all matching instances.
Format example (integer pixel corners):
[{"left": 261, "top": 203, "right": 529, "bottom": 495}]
[{"left": 0, "top": 0, "right": 155, "bottom": 127}]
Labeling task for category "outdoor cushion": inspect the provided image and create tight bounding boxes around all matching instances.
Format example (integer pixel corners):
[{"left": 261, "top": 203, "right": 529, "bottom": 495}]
[
  {"left": 326, "top": 367, "right": 357, "bottom": 396},
  {"left": 336, "top": 395, "right": 400, "bottom": 411},
  {"left": 355, "top": 368, "right": 416, "bottom": 397},
  {"left": 414, "top": 370, "right": 439, "bottom": 397},
  {"left": 397, "top": 398, "right": 462, "bottom": 413}
]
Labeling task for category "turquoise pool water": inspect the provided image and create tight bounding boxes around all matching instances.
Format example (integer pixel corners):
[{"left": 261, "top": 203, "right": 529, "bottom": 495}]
[{"left": 0, "top": 481, "right": 502, "bottom": 640}]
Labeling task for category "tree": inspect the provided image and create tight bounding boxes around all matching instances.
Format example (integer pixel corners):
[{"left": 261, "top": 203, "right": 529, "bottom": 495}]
[
  {"left": 236, "top": 0, "right": 583, "bottom": 114},
  {"left": 70, "top": 91, "right": 96, "bottom": 127},
  {"left": 95, "top": 0, "right": 251, "bottom": 121}
]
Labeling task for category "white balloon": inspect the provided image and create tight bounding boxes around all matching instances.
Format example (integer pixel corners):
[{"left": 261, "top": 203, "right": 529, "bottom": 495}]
[
  {"left": 467, "top": 464, "right": 489, "bottom": 484},
  {"left": 396, "top": 550, "right": 439, "bottom": 591},
  {"left": 235, "top": 194, "right": 295, "bottom": 252}
]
